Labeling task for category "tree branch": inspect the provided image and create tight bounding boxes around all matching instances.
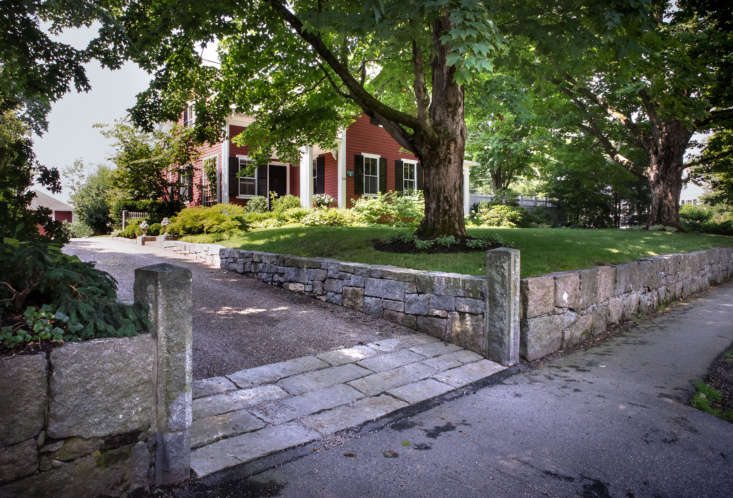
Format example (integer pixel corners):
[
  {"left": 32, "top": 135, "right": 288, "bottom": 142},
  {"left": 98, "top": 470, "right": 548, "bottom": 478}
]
[
  {"left": 412, "top": 40, "right": 430, "bottom": 129},
  {"left": 268, "top": 0, "right": 422, "bottom": 134},
  {"left": 577, "top": 122, "right": 638, "bottom": 172},
  {"left": 695, "top": 108, "right": 733, "bottom": 129}
]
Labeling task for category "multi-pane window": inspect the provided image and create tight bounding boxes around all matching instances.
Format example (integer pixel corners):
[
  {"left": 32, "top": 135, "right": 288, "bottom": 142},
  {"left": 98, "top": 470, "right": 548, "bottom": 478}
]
[
  {"left": 238, "top": 158, "right": 256, "bottom": 197},
  {"left": 364, "top": 156, "right": 379, "bottom": 196},
  {"left": 179, "top": 167, "right": 193, "bottom": 201},
  {"left": 202, "top": 157, "right": 216, "bottom": 206},
  {"left": 403, "top": 161, "right": 417, "bottom": 193}
]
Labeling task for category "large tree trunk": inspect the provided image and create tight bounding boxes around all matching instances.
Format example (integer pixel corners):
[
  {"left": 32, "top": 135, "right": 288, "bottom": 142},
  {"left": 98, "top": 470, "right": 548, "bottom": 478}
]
[
  {"left": 646, "top": 121, "right": 691, "bottom": 228},
  {"left": 415, "top": 13, "right": 468, "bottom": 240}
]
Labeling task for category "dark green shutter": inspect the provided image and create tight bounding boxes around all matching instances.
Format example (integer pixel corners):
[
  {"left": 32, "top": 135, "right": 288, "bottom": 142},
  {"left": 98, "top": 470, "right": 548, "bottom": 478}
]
[
  {"left": 394, "top": 160, "right": 403, "bottom": 192},
  {"left": 228, "top": 157, "right": 239, "bottom": 200},
  {"left": 379, "top": 157, "right": 387, "bottom": 193},
  {"left": 354, "top": 155, "right": 364, "bottom": 195},
  {"left": 416, "top": 162, "right": 424, "bottom": 191},
  {"left": 256, "top": 165, "right": 268, "bottom": 197},
  {"left": 315, "top": 156, "right": 325, "bottom": 194}
]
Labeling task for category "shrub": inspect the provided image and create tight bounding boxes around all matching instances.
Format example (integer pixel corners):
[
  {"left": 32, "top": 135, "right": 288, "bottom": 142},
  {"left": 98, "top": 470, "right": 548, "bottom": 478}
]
[
  {"left": 244, "top": 211, "right": 276, "bottom": 224},
  {"left": 119, "top": 219, "right": 142, "bottom": 238},
  {"left": 475, "top": 203, "right": 528, "bottom": 227},
  {"left": 0, "top": 240, "right": 149, "bottom": 353},
  {"left": 110, "top": 199, "right": 183, "bottom": 227},
  {"left": 312, "top": 193, "right": 335, "bottom": 209},
  {"left": 147, "top": 223, "right": 163, "bottom": 236},
  {"left": 351, "top": 192, "right": 424, "bottom": 226},
  {"left": 245, "top": 196, "right": 268, "bottom": 213},
  {"left": 280, "top": 207, "right": 309, "bottom": 223},
  {"left": 166, "top": 204, "right": 248, "bottom": 237},
  {"left": 302, "top": 208, "right": 353, "bottom": 227},
  {"left": 272, "top": 194, "right": 301, "bottom": 213},
  {"left": 66, "top": 221, "right": 93, "bottom": 238},
  {"left": 680, "top": 204, "right": 733, "bottom": 235},
  {"left": 680, "top": 204, "right": 713, "bottom": 226}
]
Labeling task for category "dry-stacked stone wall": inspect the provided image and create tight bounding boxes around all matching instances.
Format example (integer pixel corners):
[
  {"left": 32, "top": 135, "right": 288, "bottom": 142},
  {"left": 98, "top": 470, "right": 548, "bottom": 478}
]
[
  {"left": 520, "top": 247, "right": 733, "bottom": 360},
  {"left": 0, "top": 335, "right": 155, "bottom": 498}
]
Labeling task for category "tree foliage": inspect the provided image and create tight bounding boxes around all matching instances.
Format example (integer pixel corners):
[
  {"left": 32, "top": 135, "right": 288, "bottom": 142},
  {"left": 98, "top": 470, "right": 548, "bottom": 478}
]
[
  {"left": 91, "top": 0, "right": 504, "bottom": 238},
  {"left": 65, "top": 160, "right": 116, "bottom": 234},
  {"left": 690, "top": 129, "right": 733, "bottom": 206}
]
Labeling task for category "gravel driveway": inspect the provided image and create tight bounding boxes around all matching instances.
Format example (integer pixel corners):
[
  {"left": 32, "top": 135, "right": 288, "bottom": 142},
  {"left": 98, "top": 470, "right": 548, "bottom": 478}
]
[{"left": 64, "top": 237, "right": 412, "bottom": 379}]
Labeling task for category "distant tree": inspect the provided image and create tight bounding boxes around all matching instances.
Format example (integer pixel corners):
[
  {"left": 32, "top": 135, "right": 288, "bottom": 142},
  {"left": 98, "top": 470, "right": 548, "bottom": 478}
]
[
  {"left": 98, "top": 120, "right": 199, "bottom": 204},
  {"left": 689, "top": 129, "right": 733, "bottom": 207},
  {"left": 0, "top": 106, "right": 66, "bottom": 241},
  {"left": 65, "top": 160, "right": 116, "bottom": 234},
  {"left": 491, "top": 0, "right": 733, "bottom": 228}
]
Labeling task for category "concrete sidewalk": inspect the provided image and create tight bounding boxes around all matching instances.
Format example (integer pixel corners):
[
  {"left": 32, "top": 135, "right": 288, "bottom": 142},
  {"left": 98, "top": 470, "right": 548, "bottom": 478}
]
[{"left": 187, "top": 281, "right": 733, "bottom": 497}]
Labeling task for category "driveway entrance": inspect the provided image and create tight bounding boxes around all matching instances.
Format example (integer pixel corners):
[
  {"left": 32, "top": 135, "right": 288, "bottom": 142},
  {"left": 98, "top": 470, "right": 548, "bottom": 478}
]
[{"left": 64, "top": 237, "right": 414, "bottom": 379}]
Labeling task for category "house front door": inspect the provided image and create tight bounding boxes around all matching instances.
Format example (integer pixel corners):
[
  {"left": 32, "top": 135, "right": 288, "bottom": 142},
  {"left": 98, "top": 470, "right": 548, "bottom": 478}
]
[{"left": 269, "top": 165, "right": 287, "bottom": 198}]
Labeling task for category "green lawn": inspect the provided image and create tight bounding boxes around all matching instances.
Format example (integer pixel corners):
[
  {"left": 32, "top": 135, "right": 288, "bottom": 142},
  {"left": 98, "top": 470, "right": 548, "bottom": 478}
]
[{"left": 183, "top": 227, "right": 733, "bottom": 278}]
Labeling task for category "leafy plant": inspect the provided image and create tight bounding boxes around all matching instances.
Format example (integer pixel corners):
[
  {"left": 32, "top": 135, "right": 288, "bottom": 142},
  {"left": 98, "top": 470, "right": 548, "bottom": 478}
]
[
  {"left": 475, "top": 203, "right": 528, "bottom": 228},
  {"left": 435, "top": 235, "right": 457, "bottom": 248},
  {"left": 271, "top": 193, "right": 301, "bottom": 213},
  {"left": 0, "top": 240, "right": 148, "bottom": 353},
  {"left": 166, "top": 204, "right": 248, "bottom": 237},
  {"left": 66, "top": 221, "right": 93, "bottom": 238},
  {"left": 351, "top": 192, "right": 424, "bottom": 226},
  {"left": 245, "top": 196, "right": 268, "bottom": 213},
  {"left": 312, "top": 193, "right": 335, "bottom": 209},
  {"left": 414, "top": 238, "right": 435, "bottom": 250},
  {"left": 691, "top": 381, "right": 733, "bottom": 423},
  {"left": 301, "top": 208, "right": 352, "bottom": 227},
  {"left": 119, "top": 219, "right": 143, "bottom": 239},
  {"left": 147, "top": 223, "right": 163, "bottom": 236}
]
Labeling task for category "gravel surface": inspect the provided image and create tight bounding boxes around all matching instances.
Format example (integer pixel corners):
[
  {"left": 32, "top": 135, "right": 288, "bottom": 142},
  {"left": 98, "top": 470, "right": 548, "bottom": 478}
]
[{"left": 64, "top": 238, "right": 413, "bottom": 379}]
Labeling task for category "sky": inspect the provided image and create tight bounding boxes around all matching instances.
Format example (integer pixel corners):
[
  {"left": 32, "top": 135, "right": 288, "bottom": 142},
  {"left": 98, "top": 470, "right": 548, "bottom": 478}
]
[{"left": 32, "top": 26, "right": 151, "bottom": 202}]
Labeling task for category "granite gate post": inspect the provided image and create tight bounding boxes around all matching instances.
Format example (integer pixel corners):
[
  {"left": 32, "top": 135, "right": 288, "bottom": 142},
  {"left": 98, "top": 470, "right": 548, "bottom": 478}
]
[
  {"left": 485, "top": 248, "right": 520, "bottom": 366},
  {"left": 134, "top": 264, "right": 193, "bottom": 486}
]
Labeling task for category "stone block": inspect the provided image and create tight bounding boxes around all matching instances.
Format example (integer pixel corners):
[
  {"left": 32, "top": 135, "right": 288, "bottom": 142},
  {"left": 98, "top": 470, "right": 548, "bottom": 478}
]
[
  {"left": 639, "top": 290, "right": 659, "bottom": 314},
  {"left": 554, "top": 271, "right": 580, "bottom": 309},
  {"left": 387, "top": 379, "right": 454, "bottom": 404},
  {"left": 347, "top": 363, "right": 435, "bottom": 396},
  {"left": 326, "top": 292, "right": 343, "bottom": 305},
  {"left": 520, "top": 314, "right": 564, "bottom": 361},
  {"left": 461, "top": 278, "right": 486, "bottom": 299},
  {"left": 422, "top": 355, "right": 463, "bottom": 372},
  {"left": 486, "top": 248, "right": 521, "bottom": 366},
  {"left": 520, "top": 276, "right": 554, "bottom": 319},
  {"left": 0, "top": 354, "right": 47, "bottom": 446},
  {"left": 455, "top": 297, "right": 485, "bottom": 314},
  {"left": 286, "top": 282, "right": 305, "bottom": 292},
  {"left": 190, "top": 423, "right": 320, "bottom": 478},
  {"left": 382, "top": 309, "right": 417, "bottom": 329},
  {"left": 365, "top": 278, "right": 405, "bottom": 300},
  {"left": 429, "top": 274, "right": 467, "bottom": 297},
  {"left": 596, "top": 266, "right": 616, "bottom": 302},
  {"left": 48, "top": 335, "right": 154, "bottom": 439},
  {"left": 363, "top": 296, "right": 383, "bottom": 316},
  {"left": 622, "top": 292, "right": 641, "bottom": 320},
  {"left": 277, "top": 364, "right": 371, "bottom": 395},
  {"left": 447, "top": 312, "right": 485, "bottom": 354},
  {"left": 324, "top": 278, "right": 344, "bottom": 293},
  {"left": 433, "top": 360, "right": 505, "bottom": 388},
  {"left": 358, "top": 349, "right": 425, "bottom": 372},
  {"left": 317, "top": 345, "right": 378, "bottom": 366},
  {"left": 382, "top": 299, "right": 404, "bottom": 312},
  {"left": 191, "top": 409, "right": 265, "bottom": 449},
  {"left": 302, "top": 395, "right": 408, "bottom": 436},
  {"left": 563, "top": 313, "right": 593, "bottom": 347},
  {"left": 193, "top": 377, "right": 237, "bottom": 399},
  {"left": 228, "top": 355, "right": 328, "bottom": 388},
  {"left": 0, "top": 439, "right": 38, "bottom": 484},
  {"left": 614, "top": 262, "right": 639, "bottom": 295},
  {"left": 430, "top": 295, "right": 455, "bottom": 311},
  {"left": 578, "top": 268, "right": 598, "bottom": 310},
  {"left": 192, "top": 385, "right": 288, "bottom": 419},
  {"left": 409, "top": 341, "right": 462, "bottom": 357},
  {"left": 637, "top": 259, "right": 659, "bottom": 290},
  {"left": 591, "top": 304, "right": 609, "bottom": 334},
  {"left": 41, "top": 437, "right": 102, "bottom": 463},
  {"left": 342, "top": 286, "right": 364, "bottom": 310},
  {"left": 608, "top": 296, "right": 623, "bottom": 324},
  {"left": 416, "top": 315, "right": 447, "bottom": 338},
  {"left": 404, "top": 294, "right": 429, "bottom": 315},
  {"left": 252, "top": 384, "right": 364, "bottom": 425},
  {"left": 428, "top": 308, "right": 449, "bottom": 318}
]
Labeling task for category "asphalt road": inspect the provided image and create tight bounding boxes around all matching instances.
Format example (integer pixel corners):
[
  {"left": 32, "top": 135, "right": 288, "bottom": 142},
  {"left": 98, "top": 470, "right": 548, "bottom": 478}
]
[
  {"left": 195, "top": 281, "right": 733, "bottom": 497},
  {"left": 63, "top": 238, "right": 413, "bottom": 380}
]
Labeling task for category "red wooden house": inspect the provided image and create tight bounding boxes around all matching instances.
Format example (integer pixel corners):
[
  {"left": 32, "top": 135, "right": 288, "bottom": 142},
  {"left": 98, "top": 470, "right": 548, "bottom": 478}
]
[{"left": 184, "top": 112, "right": 474, "bottom": 215}]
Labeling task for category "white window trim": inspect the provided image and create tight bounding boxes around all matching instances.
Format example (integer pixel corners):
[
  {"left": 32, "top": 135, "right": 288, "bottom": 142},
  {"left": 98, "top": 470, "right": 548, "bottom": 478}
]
[
  {"left": 362, "top": 153, "right": 381, "bottom": 197},
  {"left": 401, "top": 159, "right": 418, "bottom": 193},
  {"left": 185, "top": 103, "right": 196, "bottom": 126},
  {"left": 237, "top": 155, "right": 257, "bottom": 199},
  {"left": 201, "top": 155, "right": 217, "bottom": 205}
]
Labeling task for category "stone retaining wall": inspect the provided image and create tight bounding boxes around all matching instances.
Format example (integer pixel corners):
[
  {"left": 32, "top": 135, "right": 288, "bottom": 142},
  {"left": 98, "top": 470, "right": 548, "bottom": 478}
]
[
  {"left": 160, "top": 241, "right": 732, "bottom": 363},
  {"left": 520, "top": 247, "right": 733, "bottom": 360},
  {"left": 0, "top": 335, "right": 155, "bottom": 497},
  {"left": 161, "top": 241, "right": 496, "bottom": 358}
]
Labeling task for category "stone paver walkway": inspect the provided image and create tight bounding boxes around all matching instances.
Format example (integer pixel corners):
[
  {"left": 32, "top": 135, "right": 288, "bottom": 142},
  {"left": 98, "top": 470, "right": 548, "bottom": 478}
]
[{"left": 190, "top": 332, "right": 505, "bottom": 477}]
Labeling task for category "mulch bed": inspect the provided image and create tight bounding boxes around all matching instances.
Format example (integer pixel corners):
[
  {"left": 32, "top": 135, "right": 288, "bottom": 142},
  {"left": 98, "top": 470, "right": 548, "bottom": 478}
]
[{"left": 372, "top": 237, "right": 501, "bottom": 254}]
